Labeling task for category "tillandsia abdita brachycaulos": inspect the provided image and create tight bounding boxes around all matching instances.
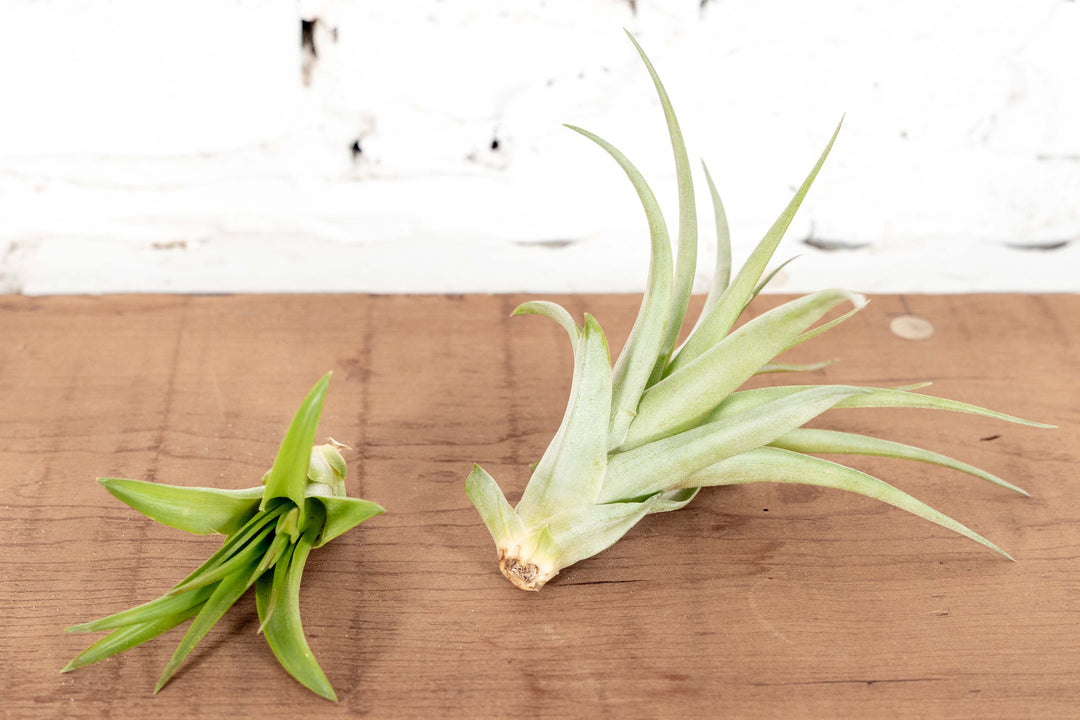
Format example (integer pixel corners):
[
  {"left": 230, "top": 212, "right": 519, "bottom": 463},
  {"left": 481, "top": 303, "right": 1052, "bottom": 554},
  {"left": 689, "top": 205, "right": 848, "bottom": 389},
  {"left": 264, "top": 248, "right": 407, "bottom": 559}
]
[
  {"left": 465, "top": 33, "right": 1053, "bottom": 591},
  {"left": 64, "top": 373, "right": 384, "bottom": 701}
]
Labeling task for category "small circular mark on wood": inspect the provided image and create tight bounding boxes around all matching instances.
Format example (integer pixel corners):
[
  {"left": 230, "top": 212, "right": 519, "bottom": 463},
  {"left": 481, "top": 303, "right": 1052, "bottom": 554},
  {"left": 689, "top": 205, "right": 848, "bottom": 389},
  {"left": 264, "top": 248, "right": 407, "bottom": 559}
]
[{"left": 890, "top": 315, "right": 934, "bottom": 340}]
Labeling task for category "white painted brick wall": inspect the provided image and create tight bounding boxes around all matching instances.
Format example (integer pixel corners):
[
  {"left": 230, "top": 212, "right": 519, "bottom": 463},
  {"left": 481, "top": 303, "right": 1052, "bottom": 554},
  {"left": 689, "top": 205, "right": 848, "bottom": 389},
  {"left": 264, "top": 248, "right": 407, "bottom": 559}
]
[{"left": 1, "top": 0, "right": 1077, "bottom": 294}]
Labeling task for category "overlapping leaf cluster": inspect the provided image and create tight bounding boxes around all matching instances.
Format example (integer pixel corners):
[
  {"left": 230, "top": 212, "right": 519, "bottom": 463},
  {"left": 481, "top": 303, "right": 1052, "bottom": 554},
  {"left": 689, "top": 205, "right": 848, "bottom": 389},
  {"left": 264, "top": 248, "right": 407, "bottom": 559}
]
[
  {"left": 64, "top": 373, "right": 383, "bottom": 701},
  {"left": 466, "top": 33, "right": 1052, "bottom": 591}
]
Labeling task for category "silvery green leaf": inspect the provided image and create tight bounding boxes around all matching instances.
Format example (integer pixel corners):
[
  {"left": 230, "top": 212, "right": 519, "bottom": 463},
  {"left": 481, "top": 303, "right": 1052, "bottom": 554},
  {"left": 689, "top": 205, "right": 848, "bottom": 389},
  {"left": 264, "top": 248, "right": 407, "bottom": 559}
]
[
  {"left": 601, "top": 386, "right": 865, "bottom": 502},
  {"left": 696, "top": 162, "right": 731, "bottom": 321},
  {"left": 704, "top": 385, "right": 1055, "bottom": 428},
  {"left": 681, "top": 446, "right": 1011, "bottom": 558},
  {"left": 465, "top": 464, "right": 526, "bottom": 549},
  {"left": 769, "top": 428, "right": 1028, "bottom": 495},
  {"left": 516, "top": 315, "right": 613, "bottom": 526},
  {"left": 624, "top": 31, "right": 697, "bottom": 387},
  {"left": 622, "top": 289, "right": 865, "bottom": 449},
  {"left": 670, "top": 118, "right": 843, "bottom": 375},
  {"left": 564, "top": 125, "right": 672, "bottom": 450},
  {"left": 513, "top": 301, "right": 580, "bottom": 353}
]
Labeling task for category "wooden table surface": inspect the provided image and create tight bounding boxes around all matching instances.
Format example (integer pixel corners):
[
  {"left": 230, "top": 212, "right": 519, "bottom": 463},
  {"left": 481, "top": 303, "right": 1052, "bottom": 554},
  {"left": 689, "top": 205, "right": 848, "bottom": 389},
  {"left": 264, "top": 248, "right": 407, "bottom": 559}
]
[{"left": 2, "top": 293, "right": 1077, "bottom": 719}]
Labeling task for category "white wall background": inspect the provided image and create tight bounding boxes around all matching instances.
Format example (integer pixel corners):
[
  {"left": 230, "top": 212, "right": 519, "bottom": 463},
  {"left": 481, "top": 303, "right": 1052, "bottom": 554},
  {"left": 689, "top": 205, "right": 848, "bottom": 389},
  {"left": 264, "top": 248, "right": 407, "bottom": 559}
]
[{"left": 0, "top": 0, "right": 1077, "bottom": 295}]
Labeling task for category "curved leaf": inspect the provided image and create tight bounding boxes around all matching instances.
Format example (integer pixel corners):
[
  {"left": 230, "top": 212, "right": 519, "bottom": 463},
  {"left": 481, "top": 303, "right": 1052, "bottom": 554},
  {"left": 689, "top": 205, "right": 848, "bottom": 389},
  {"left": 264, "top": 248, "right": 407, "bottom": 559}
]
[
  {"left": 516, "top": 315, "right": 613, "bottom": 526},
  {"left": 257, "top": 504, "right": 337, "bottom": 702},
  {"left": 564, "top": 124, "right": 672, "bottom": 449}
]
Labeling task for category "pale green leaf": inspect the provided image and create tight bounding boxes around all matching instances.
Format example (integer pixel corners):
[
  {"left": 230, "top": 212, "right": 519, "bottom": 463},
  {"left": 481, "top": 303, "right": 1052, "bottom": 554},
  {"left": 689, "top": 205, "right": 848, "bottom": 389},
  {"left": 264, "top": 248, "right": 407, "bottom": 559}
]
[
  {"left": 756, "top": 360, "right": 834, "bottom": 375},
  {"left": 516, "top": 315, "right": 613, "bottom": 526},
  {"left": 465, "top": 464, "right": 525, "bottom": 548},
  {"left": 703, "top": 384, "right": 1055, "bottom": 429},
  {"left": 769, "top": 428, "right": 1028, "bottom": 495},
  {"left": 670, "top": 118, "right": 844, "bottom": 374},
  {"left": 681, "top": 446, "right": 1011, "bottom": 558},
  {"left": 564, "top": 124, "right": 672, "bottom": 450},
  {"left": 697, "top": 161, "right": 731, "bottom": 320},
  {"left": 622, "top": 289, "right": 865, "bottom": 449},
  {"left": 512, "top": 301, "right": 580, "bottom": 353},
  {"left": 601, "top": 385, "right": 865, "bottom": 502},
  {"left": 624, "top": 31, "right": 697, "bottom": 388}
]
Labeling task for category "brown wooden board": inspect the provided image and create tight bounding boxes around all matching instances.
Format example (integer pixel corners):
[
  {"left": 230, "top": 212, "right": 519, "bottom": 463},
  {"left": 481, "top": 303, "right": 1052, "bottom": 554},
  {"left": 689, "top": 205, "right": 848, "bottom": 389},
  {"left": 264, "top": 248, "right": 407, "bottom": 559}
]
[{"left": 1, "top": 293, "right": 1077, "bottom": 719}]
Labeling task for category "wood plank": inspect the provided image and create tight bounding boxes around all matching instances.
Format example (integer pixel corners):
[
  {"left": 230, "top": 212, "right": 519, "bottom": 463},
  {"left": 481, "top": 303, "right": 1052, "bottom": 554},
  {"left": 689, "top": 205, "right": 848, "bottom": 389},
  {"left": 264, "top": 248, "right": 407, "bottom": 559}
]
[{"left": 1, "top": 293, "right": 1077, "bottom": 719}]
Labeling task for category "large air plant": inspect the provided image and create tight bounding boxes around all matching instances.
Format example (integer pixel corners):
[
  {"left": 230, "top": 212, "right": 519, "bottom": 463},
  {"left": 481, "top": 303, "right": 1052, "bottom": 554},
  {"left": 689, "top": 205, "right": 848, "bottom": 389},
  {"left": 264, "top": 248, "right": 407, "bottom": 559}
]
[
  {"left": 64, "top": 374, "right": 383, "bottom": 700},
  {"left": 466, "top": 34, "right": 1051, "bottom": 591}
]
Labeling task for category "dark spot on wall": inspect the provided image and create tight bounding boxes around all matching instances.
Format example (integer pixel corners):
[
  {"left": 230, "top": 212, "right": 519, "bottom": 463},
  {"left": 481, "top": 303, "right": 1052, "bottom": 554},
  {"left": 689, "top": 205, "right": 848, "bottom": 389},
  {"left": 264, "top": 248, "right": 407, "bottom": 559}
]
[
  {"left": 351, "top": 139, "right": 363, "bottom": 160},
  {"left": 803, "top": 236, "right": 871, "bottom": 251},
  {"left": 301, "top": 19, "right": 317, "bottom": 59},
  {"left": 151, "top": 240, "right": 187, "bottom": 251},
  {"left": 514, "top": 239, "right": 577, "bottom": 249},
  {"left": 1003, "top": 239, "right": 1072, "bottom": 251},
  {"left": 490, "top": 138, "right": 500, "bottom": 151}
]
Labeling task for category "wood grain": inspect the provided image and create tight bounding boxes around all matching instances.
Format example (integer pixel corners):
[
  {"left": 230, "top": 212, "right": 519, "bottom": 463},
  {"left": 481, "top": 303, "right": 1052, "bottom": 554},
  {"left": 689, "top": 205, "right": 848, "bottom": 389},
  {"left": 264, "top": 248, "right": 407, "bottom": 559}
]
[{"left": 0, "top": 293, "right": 1077, "bottom": 719}]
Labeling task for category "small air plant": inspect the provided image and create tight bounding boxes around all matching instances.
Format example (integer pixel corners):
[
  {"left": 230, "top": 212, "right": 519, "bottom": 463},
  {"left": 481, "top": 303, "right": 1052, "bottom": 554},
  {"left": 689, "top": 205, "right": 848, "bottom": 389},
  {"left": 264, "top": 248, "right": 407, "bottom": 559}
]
[
  {"left": 63, "top": 373, "right": 383, "bottom": 701},
  {"left": 466, "top": 33, "right": 1052, "bottom": 592}
]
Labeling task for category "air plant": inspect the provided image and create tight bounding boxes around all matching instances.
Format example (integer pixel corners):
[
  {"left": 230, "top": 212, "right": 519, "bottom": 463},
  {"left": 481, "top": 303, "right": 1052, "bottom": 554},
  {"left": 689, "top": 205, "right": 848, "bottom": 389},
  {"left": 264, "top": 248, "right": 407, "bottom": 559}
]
[
  {"left": 466, "top": 33, "right": 1052, "bottom": 591},
  {"left": 63, "top": 373, "right": 383, "bottom": 701}
]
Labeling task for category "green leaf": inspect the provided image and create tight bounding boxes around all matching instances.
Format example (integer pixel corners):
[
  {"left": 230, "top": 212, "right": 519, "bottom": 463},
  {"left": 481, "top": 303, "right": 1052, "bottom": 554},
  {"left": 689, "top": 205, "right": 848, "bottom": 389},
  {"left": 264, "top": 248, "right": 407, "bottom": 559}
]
[
  {"left": 154, "top": 558, "right": 264, "bottom": 694},
  {"left": 262, "top": 372, "right": 332, "bottom": 511},
  {"left": 680, "top": 446, "right": 1011, "bottom": 559},
  {"left": 256, "top": 504, "right": 337, "bottom": 702},
  {"left": 171, "top": 502, "right": 289, "bottom": 590},
  {"left": 256, "top": 539, "right": 294, "bottom": 634},
  {"left": 62, "top": 603, "right": 205, "bottom": 672},
  {"left": 622, "top": 289, "right": 865, "bottom": 449},
  {"left": 624, "top": 32, "right": 697, "bottom": 387},
  {"left": 601, "top": 386, "right": 865, "bottom": 502},
  {"left": 671, "top": 118, "right": 844, "bottom": 374},
  {"left": 312, "top": 495, "right": 385, "bottom": 548},
  {"left": 65, "top": 584, "right": 215, "bottom": 634},
  {"left": 516, "top": 315, "right": 613, "bottom": 527},
  {"left": 165, "top": 523, "right": 275, "bottom": 597},
  {"left": 563, "top": 124, "right": 672, "bottom": 450},
  {"left": 769, "top": 428, "right": 1028, "bottom": 495},
  {"left": 98, "top": 478, "right": 263, "bottom": 536}
]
